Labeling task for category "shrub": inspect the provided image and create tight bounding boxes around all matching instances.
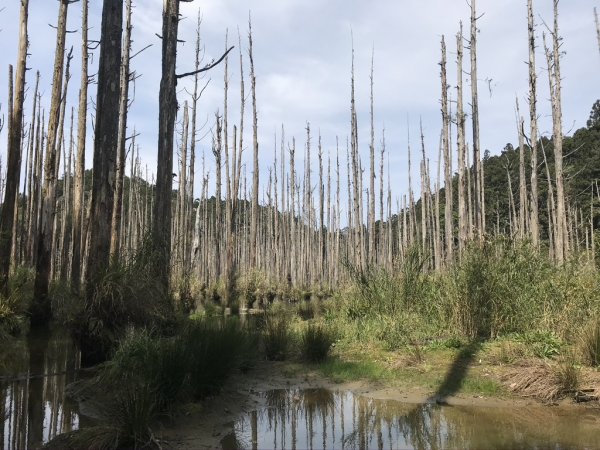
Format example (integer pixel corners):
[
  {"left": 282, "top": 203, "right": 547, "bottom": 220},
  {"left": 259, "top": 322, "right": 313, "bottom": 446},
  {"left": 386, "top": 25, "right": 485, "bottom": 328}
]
[
  {"left": 300, "top": 323, "right": 334, "bottom": 362},
  {"left": 263, "top": 309, "right": 292, "bottom": 361},
  {"left": 72, "top": 239, "right": 176, "bottom": 365},
  {"left": 579, "top": 318, "right": 600, "bottom": 366},
  {"left": 58, "top": 317, "right": 255, "bottom": 449}
]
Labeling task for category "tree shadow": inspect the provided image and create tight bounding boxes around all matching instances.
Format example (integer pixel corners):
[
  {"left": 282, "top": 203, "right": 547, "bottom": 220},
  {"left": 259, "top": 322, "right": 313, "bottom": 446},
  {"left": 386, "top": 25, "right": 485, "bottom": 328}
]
[{"left": 426, "top": 340, "right": 483, "bottom": 403}]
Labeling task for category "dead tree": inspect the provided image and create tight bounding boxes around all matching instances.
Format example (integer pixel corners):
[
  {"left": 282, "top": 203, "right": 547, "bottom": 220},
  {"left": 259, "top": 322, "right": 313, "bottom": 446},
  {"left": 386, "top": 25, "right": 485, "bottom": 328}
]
[
  {"left": 85, "top": 0, "right": 124, "bottom": 297},
  {"left": 110, "top": 0, "right": 133, "bottom": 260},
  {"left": 71, "top": 0, "right": 89, "bottom": 291},
  {"left": 249, "top": 16, "right": 259, "bottom": 269},
  {"left": 32, "top": 0, "right": 70, "bottom": 326},
  {"left": 368, "top": 49, "right": 376, "bottom": 265},
  {"left": 456, "top": 22, "right": 468, "bottom": 253},
  {"left": 470, "top": 0, "right": 484, "bottom": 240},
  {"left": 441, "top": 35, "right": 453, "bottom": 263},
  {"left": 0, "top": 0, "right": 28, "bottom": 293},
  {"left": 528, "top": 0, "right": 540, "bottom": 248}
]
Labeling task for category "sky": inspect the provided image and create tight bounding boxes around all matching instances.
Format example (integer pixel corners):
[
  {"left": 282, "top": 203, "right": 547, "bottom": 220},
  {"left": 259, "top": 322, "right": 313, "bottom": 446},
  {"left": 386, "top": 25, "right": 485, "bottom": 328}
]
[{"left": 0, "top": 0, "right": 598, "bottom": 208}]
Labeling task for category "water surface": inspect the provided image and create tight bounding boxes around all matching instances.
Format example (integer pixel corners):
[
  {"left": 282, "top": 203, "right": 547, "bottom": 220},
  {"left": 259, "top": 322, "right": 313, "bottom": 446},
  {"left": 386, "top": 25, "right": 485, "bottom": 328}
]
[
  {"left": 222, "top": 388, "right": 600, "bottom": 449},
  {"left": 1, "top": 329, "right": 82, "bottom": 450}
]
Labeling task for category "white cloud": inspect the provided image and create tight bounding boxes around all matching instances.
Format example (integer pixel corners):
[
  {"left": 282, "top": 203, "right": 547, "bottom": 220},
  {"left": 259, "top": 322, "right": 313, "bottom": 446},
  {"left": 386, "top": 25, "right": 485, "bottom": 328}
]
[{"left": 0, "top": 0, "right": 597, "bottom": 202}]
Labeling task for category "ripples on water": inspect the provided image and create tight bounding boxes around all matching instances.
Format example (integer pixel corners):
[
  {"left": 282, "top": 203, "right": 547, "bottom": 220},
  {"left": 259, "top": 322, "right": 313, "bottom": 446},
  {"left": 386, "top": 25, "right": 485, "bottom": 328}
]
[
  {"left": 222, "top": 388, "right": 600, "bottom": 450},
  {"left": 1, "top": 329, "right": 81, "bottom": 450}
]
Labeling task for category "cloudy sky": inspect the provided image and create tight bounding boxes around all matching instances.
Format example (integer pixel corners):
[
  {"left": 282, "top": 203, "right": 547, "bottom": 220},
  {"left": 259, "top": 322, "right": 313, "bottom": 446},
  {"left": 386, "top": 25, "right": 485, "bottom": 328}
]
[{"left": 0, "top": 0, "right": 598, "bottom": 205}]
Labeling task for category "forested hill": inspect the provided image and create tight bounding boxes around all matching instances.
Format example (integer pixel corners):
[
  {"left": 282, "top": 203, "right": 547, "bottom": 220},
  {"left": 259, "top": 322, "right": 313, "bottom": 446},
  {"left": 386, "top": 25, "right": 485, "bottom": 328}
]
[{"left": 481, "top": 100, "right": 600, "bottom": 239}]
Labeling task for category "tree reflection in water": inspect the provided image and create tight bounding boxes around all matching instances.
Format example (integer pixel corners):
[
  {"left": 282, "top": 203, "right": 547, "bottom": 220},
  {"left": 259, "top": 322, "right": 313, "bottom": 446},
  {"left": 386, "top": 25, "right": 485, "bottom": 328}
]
[
  {"left": 1, "top": 329, "right": 81, "bottom": 450},
  {"left": 222, "top": 387, "right": 600, "bottom": 450}
]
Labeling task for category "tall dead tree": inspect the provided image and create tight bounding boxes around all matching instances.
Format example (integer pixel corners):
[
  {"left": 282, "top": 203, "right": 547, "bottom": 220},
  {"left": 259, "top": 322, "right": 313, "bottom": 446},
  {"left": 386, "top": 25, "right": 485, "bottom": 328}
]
[
  {"left": 544, "top": 1, "right": 568, "bottom": 262},
  {"left": 32, "top": 0, "right": 70, "bottom": 326},
  {"left": 528, "top": 0, "right": 540, "bottom": 248},
  {"left": 516, "top": 98, "right": 527, "bottom": 240},
  {"left": 456, "top": 22, "right": 468, "bottom": 253},
  {"left": 110, "top": 0, "right": 133, "bottom": 259},
  {"left": 86, "top": 0, "right": 124, "bottom": 296},
  {"left": 0, "top": 0, "right": 29, "bottom": 293},
  {"left": 249, "top": 17, "right": 259, "bottom": 269},
  {"left": 368, "top": 50, "right": 376, "bottom": 265},
  {"left": 155, "top": 1, "right": 232, "bottom": 292},
  {"left": 71, "top": 0, "right": 89, "bottom": 290},
  {"left": 440, "top": 35, "right": 453, "bottom": 263},
  {"left": 153, "top": 0, "right": 181, "bottom": 292},
  {"left": 470, "top": 0, "right": 484, "bottom": 241}
]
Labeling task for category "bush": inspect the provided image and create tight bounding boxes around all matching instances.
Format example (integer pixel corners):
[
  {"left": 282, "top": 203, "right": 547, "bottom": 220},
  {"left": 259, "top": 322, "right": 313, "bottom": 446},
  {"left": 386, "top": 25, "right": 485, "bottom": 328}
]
[
  {"left": 263, "top": 308, "right": 292, "bottom": 361},
  {"left": 300, "top": 323, "right": 334, "bottom": 362},
  {"left": 579, "top": 318, "right": 600, "bottom": 366},
  {"left": 57, "top": 317, "right": 255, "bottom": 449},
  {"left": 0, "top": 267, "right": 34, "bottom": 339},
  {"left": 72, "top": 239, "right": 176, "bottom": 365}
]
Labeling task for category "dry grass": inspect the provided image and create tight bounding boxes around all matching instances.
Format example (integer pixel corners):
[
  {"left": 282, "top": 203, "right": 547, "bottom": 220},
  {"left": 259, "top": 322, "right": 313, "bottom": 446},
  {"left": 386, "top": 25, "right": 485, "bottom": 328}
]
[{"left": 502, "top": 359, "right": 581, "bottom": 402}]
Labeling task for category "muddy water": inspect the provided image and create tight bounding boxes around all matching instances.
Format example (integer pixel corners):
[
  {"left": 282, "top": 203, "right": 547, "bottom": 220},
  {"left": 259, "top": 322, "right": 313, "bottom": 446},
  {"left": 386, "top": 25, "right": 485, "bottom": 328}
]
[
  {"left": 1, "top": 329, "right": 82, "bottom": 450},
  {"left": 221, "top": 388, "right": 600, "bottom": 450}
]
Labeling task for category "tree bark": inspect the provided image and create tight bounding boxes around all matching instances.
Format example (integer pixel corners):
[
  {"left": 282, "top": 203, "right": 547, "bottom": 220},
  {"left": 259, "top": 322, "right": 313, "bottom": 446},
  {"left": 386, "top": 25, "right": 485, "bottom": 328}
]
[
  {"left": 153, "top": 0, "right": 181, "bottom": 293},
  {"left": 528, "top": 0, "right": 540, "bottom": 249},
  {"left": 0, "top": 0, "right": 29, "bottom": 293},
  {"left": 85, "top": 0, "right": 124, "bottom": 296},
  {"left": 32, "top": 0, "right": 70, "bottom": 326},
  {"left": 110, "top": 0, "right": 133, "bottom": 260}
]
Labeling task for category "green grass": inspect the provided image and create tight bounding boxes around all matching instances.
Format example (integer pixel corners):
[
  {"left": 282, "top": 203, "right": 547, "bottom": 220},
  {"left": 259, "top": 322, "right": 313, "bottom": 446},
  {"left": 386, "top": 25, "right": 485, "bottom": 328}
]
[
  {"left": 52, "top": 316, "right": 256, "bottom": 450},
  {"left": 318, "top": 358, "right": 391, "bottom": 383},
  {"left": 460, "top": 376, "right": 505, "bottom": 396},
  {"left": 300, "top": 323, "right": 334, "bottom": 362}
]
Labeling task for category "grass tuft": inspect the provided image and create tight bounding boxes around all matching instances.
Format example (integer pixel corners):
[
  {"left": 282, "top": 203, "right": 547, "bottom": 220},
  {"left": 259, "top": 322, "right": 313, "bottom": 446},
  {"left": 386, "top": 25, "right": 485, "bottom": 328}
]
[{"left": 300, "top": 323, "right": 334, "bottom": 362}]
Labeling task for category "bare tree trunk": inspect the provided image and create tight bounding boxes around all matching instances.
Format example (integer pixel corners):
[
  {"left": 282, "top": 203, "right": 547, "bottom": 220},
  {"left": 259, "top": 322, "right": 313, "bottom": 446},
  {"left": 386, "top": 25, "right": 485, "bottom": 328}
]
[
  {"left": 368, "top": 50, "right": 376, "bottom": 265},
  {"left": 85, "top": 0, "right": 124, "bottom": 297},
  {"left": 153, "top": 0, "right": 180, "bottom": 292},
  {"left": 551, "top": 1, "right": 568, "bottom": 262},
  {"left": 0, "top": 0, "right": 29, "bottom": 293},
  {"left": 110, "top": 0, "right": 133, "bottom": 260},
  {"left": 441, "top": 35, "right": 453, "bottom": 263},
  {"left": 516, "top": 98, "right": 527, "bottom": 240},
  {"left": 528, "top": 0, "right": 540, "bottom": 248},
  {"left": 71, "top": 0, "right": 89, "bottom": 291},
  {"left": 32, "top": 0, "right": 70, "bottom": 326},
  {"left": 178, "top": 102, "right": 189, "bottom": 273},
  {"left": 470, "top": 0, "right": 484, "bottom": 241},
  {"left": 456, "top": 23, "right": 468, "bottom": 254},
  {"left": 249, "top": 17, "right": 259, "bottom": 269},
  {"left": 24, "top": 72, "right": 39, "bottom": 265},
  {"left": 543, "top": 6, "right": 567, "bottom": 263}
]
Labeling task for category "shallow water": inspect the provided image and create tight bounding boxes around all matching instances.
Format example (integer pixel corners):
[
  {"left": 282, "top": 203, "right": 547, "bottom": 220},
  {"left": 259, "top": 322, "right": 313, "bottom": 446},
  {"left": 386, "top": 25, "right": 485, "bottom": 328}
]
[
  {"left": 221, "top": 388, "right": 600, "bottom": 450},
  {"left": 1, "top": 329, "right": 82, "bottom": 450}
]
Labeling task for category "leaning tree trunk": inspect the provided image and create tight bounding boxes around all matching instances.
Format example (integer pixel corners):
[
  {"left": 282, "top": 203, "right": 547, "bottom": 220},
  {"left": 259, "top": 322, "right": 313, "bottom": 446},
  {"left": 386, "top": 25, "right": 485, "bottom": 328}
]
[
  {"left": 0, "top": 0, "right": 29, "bottom": 294},
  {"left": 85, "top": 0, "right": 124, "bottom": 298},
  {"left": 32, "top": 0, "right": 70, "bottom": 326}
]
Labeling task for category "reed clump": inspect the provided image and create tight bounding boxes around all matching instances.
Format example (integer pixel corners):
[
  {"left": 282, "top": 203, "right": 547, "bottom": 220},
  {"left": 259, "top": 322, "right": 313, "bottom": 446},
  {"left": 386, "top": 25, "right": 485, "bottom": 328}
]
[{"left": 300, "top": 323, "right": 335, "bottom": 362}]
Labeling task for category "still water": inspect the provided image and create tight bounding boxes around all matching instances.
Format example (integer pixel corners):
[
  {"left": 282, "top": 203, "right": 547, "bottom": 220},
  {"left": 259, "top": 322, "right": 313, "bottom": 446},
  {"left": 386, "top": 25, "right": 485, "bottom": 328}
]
[
  {"left": 221, "top": 388, "right": 600, "bottom": 450},
  {"left": 1, "top": 329, "right": 82, "bottom": 450}
]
